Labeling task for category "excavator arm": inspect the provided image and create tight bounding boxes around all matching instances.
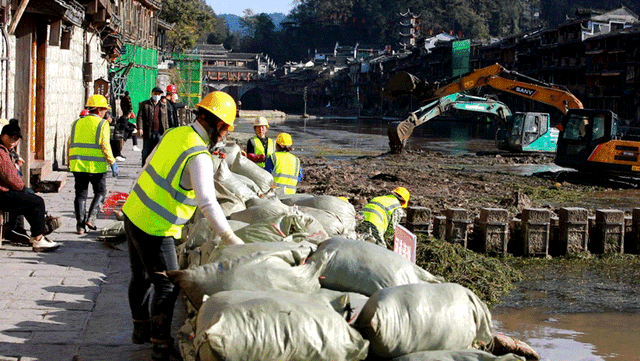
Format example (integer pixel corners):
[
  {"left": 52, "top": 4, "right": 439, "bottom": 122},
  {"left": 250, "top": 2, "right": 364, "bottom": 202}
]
[
  {"left": 384, "top": 63, "right": 584, "bottom": 153},
  {"left": 388, "top": 93, "right": 512, "bottom": 153}
]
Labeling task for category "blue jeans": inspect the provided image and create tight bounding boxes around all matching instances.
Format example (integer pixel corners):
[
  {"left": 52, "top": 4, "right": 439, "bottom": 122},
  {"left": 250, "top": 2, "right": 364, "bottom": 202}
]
[
  {"left": 124, "top": 215, "right": 179, "bottom": 341},
  {"left": 141, "top": 132, "right": 161, "bottom": 166}
]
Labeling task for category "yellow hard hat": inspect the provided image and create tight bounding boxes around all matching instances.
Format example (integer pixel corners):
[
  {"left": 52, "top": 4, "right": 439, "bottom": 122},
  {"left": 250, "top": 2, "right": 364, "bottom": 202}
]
[
  {"left": 86, "top": 94, "right": 111, "bottom": 109},
  {"left": 338, "top": 196, "right": 349, "bottom": 203},
  {"left": 253, "top": 116, "right": 269, "bottom": 127},
  {"left": 393, "top": 186, "right": 410, "bottom": 208},
  {"left": 196, "top": 91, "right": 236, "bottom": 131},
  {"left": 276, "top": 132, "right": 293, "bottom": 146}
]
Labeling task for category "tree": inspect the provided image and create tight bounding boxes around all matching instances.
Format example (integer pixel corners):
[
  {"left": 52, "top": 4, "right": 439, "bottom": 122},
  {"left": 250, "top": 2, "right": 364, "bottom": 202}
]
[{"left": 160, "top": 0, "right": 219, "bottom": 50}]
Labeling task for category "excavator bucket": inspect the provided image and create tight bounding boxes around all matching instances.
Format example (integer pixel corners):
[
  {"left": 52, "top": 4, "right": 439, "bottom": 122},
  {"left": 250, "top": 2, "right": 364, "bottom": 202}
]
[
  {"left": 388, "top": 120, "right": 415, "bottom": 154},
  {"left": 382, "top": 71, "right": 427, "bottom": 99}
]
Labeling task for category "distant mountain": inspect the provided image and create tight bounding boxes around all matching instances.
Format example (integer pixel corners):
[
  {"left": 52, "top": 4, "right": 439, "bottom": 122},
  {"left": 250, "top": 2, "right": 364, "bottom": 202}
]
[{"left": 219, "top": 13, "right": 288, "bottom": 35}]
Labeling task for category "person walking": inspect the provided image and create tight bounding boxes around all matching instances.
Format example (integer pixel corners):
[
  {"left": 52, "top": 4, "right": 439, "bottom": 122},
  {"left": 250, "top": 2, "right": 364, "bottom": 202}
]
[
  {"left": 0, "top": 120, "right": 60, "bottom": 252},
  {"left": 120, "top": 91, "right": 140, "bottom": 151},
  {"left": 137, "top": 87, "right": 168, "bottom": 166},
  {"left": 244, "top": 116, "right": 275, "bottom": 168},
  {"left": 358, "top": 187, "right": 410, "bottom": 248},
  {"left": 265, "top": 132, "right": 302, "bottom": 195},
  {"left": 121, "top": 91, "right": 244, "bottom": 360},
  {"left": 69, "top": 94, "right": 119, "bottom": 235}
]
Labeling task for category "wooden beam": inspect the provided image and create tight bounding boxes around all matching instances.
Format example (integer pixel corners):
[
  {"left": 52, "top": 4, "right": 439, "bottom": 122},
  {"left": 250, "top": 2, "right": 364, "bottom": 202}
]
[{"left": 8, "top": 0, "right": 30, "bottom": 35}]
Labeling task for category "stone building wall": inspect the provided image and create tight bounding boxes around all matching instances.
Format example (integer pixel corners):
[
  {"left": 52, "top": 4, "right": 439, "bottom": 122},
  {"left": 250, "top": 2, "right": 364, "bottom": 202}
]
[{"left": 43, "top": 28, "right": 108, "bottom": 168}]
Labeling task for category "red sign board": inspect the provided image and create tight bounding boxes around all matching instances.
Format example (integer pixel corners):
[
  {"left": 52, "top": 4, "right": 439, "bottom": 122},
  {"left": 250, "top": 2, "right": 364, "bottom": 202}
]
[{"left": 394, "top": 224, "right": 416, "bottom": 263}]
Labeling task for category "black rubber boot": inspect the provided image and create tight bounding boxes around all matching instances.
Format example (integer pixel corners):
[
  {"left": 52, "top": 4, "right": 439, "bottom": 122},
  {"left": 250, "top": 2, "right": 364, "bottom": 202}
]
[
  {"left": 131, "top": 319, "right": 150, "bottom": 344},
  {"left": 84, "top": 194, "right": 105, "bottom": 231},
  {"left": 74, "top": 198, "right": 87, "bottom": 234}
]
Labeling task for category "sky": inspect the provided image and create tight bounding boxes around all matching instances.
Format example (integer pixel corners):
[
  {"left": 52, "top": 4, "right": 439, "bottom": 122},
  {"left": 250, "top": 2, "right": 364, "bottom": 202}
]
[{"left": 206, "top": 0, "right": 294, "bottom": 16}]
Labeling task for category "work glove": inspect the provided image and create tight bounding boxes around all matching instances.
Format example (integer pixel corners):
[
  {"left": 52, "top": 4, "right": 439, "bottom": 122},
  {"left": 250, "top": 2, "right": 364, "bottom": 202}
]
[
  {"left": 221, "top": 230, "right": 244, "bottom": 245},
  {"left": 246, "top": 153, "right": 265, "bottom": 163},
  {"left": 111, "top": 163, "right": 119, "bottom": 177}
]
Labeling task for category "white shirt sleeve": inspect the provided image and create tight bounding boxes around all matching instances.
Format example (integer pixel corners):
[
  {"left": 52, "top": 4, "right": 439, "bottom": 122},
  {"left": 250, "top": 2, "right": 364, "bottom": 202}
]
[{"left": 181, "top": 152, "right": 233, "bottom": 237}]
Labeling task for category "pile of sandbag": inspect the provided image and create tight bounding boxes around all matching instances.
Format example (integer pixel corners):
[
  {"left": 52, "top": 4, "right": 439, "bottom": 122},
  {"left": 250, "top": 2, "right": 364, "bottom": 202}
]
[{"left": 169, "top": 147, "right": 531, "bottom": 361}]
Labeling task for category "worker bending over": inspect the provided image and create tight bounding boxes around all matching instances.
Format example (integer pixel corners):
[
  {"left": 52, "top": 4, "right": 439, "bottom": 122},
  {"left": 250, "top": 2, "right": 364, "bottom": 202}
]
[
  {"left": 244, "top": 116, "right": 275, "bottom": 168},
  {"left": 358, "top": 187, "right": 410, "bottom": 248},
  {"left": 121, "top": 91, "right": 244, "bottom": 360},
  {"left": 265, "top": 132, "right": 302, "bottom": 195}
]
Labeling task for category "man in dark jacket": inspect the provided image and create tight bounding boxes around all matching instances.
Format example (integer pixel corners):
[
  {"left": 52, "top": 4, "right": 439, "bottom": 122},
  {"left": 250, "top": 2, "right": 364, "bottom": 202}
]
[{"left": 137, "top": 87, "right": 168, "bottom": 166}]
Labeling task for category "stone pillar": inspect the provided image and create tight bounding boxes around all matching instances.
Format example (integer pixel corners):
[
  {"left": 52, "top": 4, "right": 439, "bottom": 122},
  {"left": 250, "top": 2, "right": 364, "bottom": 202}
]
[
  {"left": 478, "top": 208, "right": 509, "bottom": 254},
  {"left": 406, "top": 206, "right": 431, "bottom": 235},
  {"left": 433, "top": 216, "right": 446, "bottom": 240},
  {"left": 631, "top": 208, "right": 640, "bottom": 254},
  {"left": 521, "top": 208, "right": 550, "bottom": 256},
  {"left": 445, "top": 208, "right": 470, "bottom": 248},
  {"left": 592, "top": 209, "right": 624, "bottom": 254},
  {"left": 557, "top": 207, "right": 589, "bottom": 254}
]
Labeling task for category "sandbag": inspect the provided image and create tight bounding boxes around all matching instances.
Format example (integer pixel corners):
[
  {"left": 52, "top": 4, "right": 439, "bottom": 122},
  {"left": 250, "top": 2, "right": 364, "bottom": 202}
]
[
  {"left": 354, "top": 283, "right": 494, "bottom": 358},
  {"left": 245, "top": 196, "right": 285, "bottom": 208},
  {"left": 315, "top": 288, "right": 369, "bottom": 325},
  {"left": 214, "top": 181, "right": 246, "bottom": 217},
  {"left": 205, "top": 241, "right": 317, "bottom": 266},
  {"left": 101, "top": 220, "right": 125, "bottom": 238},
  {"left": 232, "top": 172, "right": 261, "bottom": 194},
  {"left": 298, "top": 205, "right": 347, "bottom": 236},
  {"left": 307, "top": 237, "right": 443, "bottom": 296},
  {"left": 215, "top": 159, "right": 258, "bottom": 202},
  {"left": 292, "top": 195, "right": 357, "bottom": 232},
  {"left": 234, "top": 208, "right": 329, "bottom": 244},
  {"left": 221, "top": 142, "right": 242, "bottom": 167},
  {"left": 391, "top": 350, "right": 525, "bottom": 361},
  {"left": 279, "top": 193, "right": 315, "bottom": 206},
  {"left": 231, "top": 154, "right": 274, "bottom": 194},
  {"left": 166, "top": 247, "right": 329, "bottom": 309},
  {"left": 194, "top": 290, "right": 369, "bottom": 361},
  {"left": 229, "top": 202, "right": 291, "bottom": 224}
]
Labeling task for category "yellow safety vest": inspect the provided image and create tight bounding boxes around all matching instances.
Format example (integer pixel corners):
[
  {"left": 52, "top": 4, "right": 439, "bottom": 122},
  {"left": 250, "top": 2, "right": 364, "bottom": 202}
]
[
  {"left": 69, "top": 115, "right": 109, "bottom": 173},
  {"left": 250, "top": 136, "right": 275, "bottom": 167},
  {"left": 270, "top": 151, "right": 301, "bottom": 195},
  {"left": 122, "top": 125, "right": 209, "bottom": 238},
  {"left": 363, "top": 194, "right": 401, "bottom": 235}
]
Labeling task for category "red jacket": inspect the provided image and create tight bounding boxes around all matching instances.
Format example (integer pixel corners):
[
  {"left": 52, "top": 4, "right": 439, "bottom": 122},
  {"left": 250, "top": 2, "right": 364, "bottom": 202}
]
[{"left": 0, "top": 144, "right": 24, "bottom": 192}]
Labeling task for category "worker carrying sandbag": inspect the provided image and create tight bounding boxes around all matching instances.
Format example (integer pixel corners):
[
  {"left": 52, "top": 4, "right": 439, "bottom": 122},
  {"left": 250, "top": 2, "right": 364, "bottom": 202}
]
[
  {"left": 121, "top": 91, "right": 245, "bottom": 360},
  {"left": 265, "top": 132, "right": 303, "bottom": 196},
  {"left": 357, "top": 186, "right": 410, "bottom": 248},
  {"left": 243, "top": 116, "right": 276, "bottom": 168}
]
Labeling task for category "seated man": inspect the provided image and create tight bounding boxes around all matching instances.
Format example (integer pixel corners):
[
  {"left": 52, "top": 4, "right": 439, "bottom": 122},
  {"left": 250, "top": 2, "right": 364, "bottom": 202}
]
[{"left": 0, "top": 119, "right": 60, "bottom": 252}]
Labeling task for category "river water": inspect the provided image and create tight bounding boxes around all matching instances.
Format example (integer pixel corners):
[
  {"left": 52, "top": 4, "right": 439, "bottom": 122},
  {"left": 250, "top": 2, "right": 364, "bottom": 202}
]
[{"left": 234, "top": 115, "right": 640, "bottom": 361}]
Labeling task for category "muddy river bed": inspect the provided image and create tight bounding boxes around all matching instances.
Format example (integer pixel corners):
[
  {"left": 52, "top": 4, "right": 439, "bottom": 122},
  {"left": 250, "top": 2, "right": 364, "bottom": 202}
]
[{"left": 229, "top": 116, "right": 640, "bottom": 360}]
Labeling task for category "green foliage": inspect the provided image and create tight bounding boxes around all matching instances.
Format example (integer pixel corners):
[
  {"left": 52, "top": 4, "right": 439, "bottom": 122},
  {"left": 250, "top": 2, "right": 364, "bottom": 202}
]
[
  {"left": 160, "top": 0, "right": 220, "bottom": 50},
  {"left": 416, "top": 235, "right": 523, "bottom": 307}
]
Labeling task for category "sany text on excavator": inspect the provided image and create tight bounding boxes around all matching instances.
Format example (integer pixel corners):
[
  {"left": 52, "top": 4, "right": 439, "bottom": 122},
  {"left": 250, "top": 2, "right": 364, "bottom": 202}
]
[{"left": 384, "top": 63, "right": 582, "bottom": 154}]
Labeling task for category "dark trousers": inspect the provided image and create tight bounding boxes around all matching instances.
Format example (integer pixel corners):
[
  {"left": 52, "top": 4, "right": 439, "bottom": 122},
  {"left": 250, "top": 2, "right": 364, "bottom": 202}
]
[
  {"left": 124, "top": 215, "right": 179, "bottom": 341},
  {"left": 110, "top": 139, "right": 122, "bottom": 158},
  {"left": 141, "top": 132, "right": 161, "bottom": 166},
  {"left": 0, "top": 189, "right": 46, "bottom": 237},
  {"left": 73, "top": 172, "right": 107, "bottom": 200}
]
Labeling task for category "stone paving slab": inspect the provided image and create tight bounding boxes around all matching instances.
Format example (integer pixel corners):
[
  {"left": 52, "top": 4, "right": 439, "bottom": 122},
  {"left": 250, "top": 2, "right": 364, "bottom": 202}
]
[{"left": 0, "top": 145, "right": 173, "bottom": 360}]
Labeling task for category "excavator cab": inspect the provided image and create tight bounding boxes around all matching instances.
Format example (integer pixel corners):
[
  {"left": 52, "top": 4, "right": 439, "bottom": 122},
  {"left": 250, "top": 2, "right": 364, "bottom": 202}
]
[
  {"left": 503, "top": 112, "right": 557, "bottom": 152},
  {"left": 555, "top": 109, "right": 628, "bottom": 173}
]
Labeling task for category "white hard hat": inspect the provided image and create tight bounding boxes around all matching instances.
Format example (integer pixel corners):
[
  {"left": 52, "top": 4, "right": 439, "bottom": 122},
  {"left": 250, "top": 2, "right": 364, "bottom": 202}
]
[{"left": 253, "top": 116, "right": 269, "bottom": 127}]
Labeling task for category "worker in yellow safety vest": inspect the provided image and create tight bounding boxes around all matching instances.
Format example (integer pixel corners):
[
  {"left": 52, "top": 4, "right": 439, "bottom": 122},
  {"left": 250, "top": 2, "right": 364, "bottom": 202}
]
[
  {"left": 358, "top": 187, "right": 410, "bottom": 248},
  {"left": 121, "top": 91, "right": 244, "bottom": 360},
  {"left": 69, "top": 94, "right": 118, "bottom": 235},
  {"left": 265, "top": 132, "right": 302, "bottom": 195},
  {"left": 244, "top": 116, "right": 275, "bottom": 168}
]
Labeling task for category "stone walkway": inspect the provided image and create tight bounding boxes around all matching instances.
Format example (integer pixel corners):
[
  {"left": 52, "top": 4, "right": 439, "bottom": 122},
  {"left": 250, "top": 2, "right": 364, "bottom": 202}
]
[{"left": 0, "top": 143, "right": 184, "bottom": 360}]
